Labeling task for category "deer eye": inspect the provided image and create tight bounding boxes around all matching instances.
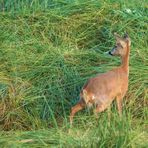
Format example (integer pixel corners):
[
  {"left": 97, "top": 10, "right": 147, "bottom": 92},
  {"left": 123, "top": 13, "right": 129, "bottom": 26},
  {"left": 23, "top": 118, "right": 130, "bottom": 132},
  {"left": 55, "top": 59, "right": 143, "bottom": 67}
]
[{"left": 117, "top": 43, "right": 123, "bottom": 48}]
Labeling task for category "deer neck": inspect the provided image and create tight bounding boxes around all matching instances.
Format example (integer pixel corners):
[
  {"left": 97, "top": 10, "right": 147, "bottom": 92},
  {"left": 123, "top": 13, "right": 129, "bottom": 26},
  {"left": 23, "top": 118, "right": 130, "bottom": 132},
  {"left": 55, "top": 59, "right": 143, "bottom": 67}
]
[{"left": 121, "top": 44, "right": 130, "bottom": 75}]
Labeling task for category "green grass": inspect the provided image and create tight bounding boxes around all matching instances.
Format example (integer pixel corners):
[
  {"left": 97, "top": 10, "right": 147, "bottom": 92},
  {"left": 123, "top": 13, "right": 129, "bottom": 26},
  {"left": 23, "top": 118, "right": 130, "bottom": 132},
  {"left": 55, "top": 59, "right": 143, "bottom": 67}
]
[{"left": 0, "top": 0, "right": 148, "bottom": 147}]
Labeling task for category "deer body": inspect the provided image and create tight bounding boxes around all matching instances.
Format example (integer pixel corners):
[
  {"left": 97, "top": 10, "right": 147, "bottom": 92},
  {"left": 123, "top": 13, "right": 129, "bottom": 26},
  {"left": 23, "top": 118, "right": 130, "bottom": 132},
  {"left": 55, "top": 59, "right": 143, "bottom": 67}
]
[
  {"left": 82, "top": 66, "right": 128, "bottom": 106},
  {"left": 70, "top": 33, "right": 131, "bottom": 124}
]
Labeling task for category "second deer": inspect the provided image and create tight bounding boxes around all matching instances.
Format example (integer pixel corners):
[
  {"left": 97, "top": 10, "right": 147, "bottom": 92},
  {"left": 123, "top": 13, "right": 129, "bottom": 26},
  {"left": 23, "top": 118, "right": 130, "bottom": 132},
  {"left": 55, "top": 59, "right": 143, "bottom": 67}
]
[{"left": 70, "top": 33, "right": 131, "bottom": 124}]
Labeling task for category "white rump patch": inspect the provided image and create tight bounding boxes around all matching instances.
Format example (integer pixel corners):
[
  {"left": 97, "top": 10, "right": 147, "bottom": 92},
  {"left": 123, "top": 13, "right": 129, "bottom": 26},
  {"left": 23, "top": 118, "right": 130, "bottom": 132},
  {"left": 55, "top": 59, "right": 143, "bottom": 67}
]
[
  {"left": 92, "top": 95, "right": 95, "bottom": 100},
  {"left": 82, "top": 89, "right": 89, "bottom": 104}
]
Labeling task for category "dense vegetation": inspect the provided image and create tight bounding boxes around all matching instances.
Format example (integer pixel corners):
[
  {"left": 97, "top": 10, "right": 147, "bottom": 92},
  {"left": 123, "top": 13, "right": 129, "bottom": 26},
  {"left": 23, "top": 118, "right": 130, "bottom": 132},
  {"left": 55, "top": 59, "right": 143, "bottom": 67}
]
[{"left": 0, "top": 0, "right": 147, "bottom": 147}]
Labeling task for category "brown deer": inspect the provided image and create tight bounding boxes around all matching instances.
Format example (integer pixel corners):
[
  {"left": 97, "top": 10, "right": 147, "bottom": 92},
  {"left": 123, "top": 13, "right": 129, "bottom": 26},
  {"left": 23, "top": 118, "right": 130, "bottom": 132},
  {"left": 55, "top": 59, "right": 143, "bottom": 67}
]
[{"left": 70, "top": 33, "right": 131, "bottom": 124}]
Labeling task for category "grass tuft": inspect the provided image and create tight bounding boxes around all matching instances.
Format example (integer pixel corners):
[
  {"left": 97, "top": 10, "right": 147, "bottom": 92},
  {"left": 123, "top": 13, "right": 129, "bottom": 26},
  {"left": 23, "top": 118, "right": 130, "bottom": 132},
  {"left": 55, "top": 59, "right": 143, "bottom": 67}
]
[{"left": 0, "top": 0, "right": 147, "bottom": 147}]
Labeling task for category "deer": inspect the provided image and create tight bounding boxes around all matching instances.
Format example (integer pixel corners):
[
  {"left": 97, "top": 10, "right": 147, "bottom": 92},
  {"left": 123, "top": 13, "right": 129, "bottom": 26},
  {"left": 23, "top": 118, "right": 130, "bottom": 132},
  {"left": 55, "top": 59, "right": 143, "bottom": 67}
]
[{"left": 70, "top": 33, "right": 131, "bottom": 124}]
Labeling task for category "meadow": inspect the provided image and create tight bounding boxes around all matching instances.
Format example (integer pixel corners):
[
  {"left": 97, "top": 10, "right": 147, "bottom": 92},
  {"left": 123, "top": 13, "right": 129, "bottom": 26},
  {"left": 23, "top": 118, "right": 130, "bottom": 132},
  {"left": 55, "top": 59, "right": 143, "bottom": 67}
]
[{"left": 0, "top": 0, "right": 147, "bottom": 147}]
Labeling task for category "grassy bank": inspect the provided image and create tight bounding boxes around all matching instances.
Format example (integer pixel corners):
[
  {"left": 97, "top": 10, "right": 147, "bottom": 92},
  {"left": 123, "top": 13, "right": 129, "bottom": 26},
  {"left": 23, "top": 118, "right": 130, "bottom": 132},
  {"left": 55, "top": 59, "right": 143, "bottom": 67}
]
[{"left": 0, "top": 0, "right": 147, "bottom": 147}]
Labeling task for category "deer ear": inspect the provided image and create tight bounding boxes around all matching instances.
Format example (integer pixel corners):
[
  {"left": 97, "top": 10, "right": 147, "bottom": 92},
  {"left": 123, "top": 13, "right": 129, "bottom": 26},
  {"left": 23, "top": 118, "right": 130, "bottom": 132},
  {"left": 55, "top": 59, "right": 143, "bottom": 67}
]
[
  {"left": 124, "top": 33, "right": 131, "bottom": 46},
  {"left": 123, "top": 32, "right": 129, "bottom": 39},
  {"left": 114, "top": 32, "right": 122, "bottom": 41}
]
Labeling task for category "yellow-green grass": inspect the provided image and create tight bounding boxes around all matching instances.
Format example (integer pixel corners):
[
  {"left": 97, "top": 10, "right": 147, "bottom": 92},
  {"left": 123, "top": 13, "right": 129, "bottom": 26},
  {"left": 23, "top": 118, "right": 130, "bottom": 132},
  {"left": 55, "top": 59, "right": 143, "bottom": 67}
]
[{"left": 0, "top": 0, "right": 147, "bottom": 147}]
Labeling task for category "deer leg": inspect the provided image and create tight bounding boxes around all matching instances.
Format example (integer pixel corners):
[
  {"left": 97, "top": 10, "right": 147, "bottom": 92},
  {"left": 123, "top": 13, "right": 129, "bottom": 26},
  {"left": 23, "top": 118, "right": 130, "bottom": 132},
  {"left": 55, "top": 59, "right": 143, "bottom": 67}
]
[
  {"left": 107, "top": 106, "right": 111, "bottom": 125},
  {"left": 93, "top": 104, "right": 108, "bottom": 117},
  {"left": 70, "top": 100, "right": 85, "bottom": 124},
  {"left": 116, "top": 95, "right": 123, "bottom": 117}
]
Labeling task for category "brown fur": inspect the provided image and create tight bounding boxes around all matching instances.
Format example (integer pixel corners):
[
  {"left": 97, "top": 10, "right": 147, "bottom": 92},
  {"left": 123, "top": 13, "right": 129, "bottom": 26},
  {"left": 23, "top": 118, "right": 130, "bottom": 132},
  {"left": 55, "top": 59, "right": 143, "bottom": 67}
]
[{"left": 70, "top": 33, "right": 131, "bottom": 124}]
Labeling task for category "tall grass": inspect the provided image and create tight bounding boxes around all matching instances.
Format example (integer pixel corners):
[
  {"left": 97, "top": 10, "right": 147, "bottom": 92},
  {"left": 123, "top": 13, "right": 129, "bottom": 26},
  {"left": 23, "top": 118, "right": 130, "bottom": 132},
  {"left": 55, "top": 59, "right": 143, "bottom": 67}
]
[{"left": 0, "top": 0, "right": 147, "bottom": 147}]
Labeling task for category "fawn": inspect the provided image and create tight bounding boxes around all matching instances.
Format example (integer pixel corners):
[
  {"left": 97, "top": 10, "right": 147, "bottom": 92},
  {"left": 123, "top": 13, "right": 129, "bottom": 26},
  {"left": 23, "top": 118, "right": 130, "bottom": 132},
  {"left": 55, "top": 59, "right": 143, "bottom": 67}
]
[{"left": 70, "top": 33, "right": 131, "bottom": 124}]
